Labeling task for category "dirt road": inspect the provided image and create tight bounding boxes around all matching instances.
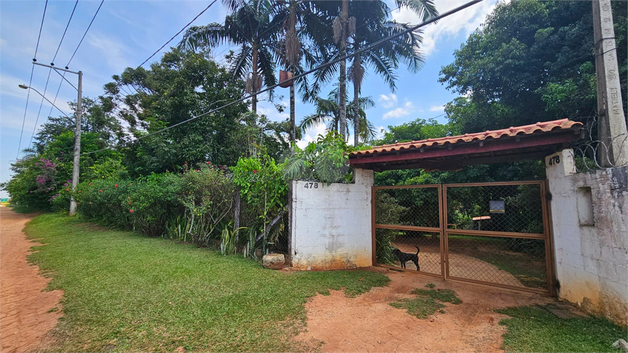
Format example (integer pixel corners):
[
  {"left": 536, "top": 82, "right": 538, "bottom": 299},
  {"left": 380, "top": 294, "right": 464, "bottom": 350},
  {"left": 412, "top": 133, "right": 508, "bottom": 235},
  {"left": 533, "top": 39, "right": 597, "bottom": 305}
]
[
  {"left": 295, "top": 268, "right": 552, "bottom": 353},
  {"left": 0, "top": 207, "right": 62, "bottom": 352}
]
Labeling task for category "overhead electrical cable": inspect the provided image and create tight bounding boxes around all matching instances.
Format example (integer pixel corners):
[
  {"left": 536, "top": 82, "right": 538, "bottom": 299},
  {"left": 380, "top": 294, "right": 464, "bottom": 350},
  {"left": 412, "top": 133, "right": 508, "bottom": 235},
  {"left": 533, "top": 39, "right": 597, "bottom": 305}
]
[
  {"left": 83, "top": 0, "right": 482, "bottom": 156},
  {"left": 41, "top": 0, "right": 105, "bottom": 148},
  {"left": 30, "top": 0, "right": 81, "bottom": 150},
  {"left": 17, "top": 0, "right": 49, "bottom": 159},
  {"left": 138, "top": 0, "right": 218, "bottom": 67},
  {"left": 33, "top": 0, "right": 49, "bottom": 61},
  {"left": 52, "top": 0, "right": 79, "bottom": 64},
  {"left": 66, "top": 0, "right": 104, "bottom": 68}
]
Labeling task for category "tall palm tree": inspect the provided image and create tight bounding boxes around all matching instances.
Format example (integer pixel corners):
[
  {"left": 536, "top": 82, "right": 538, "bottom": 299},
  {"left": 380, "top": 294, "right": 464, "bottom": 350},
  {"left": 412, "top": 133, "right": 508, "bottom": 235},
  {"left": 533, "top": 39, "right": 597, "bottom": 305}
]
[
  {"left": 350, "top": 0, "right": 437, "bottom": 146},
  {"left": 180, "top": 0, "right": 282, "bottom": 113},
  {"left": 300, "top": 89, "right": 377, "bottom": 142},
  {"left": 272, "top": 0, "right": 329, "bottom": 145},
  {"left": 310, "top": 0, "right": 437, "bottom": 145}
]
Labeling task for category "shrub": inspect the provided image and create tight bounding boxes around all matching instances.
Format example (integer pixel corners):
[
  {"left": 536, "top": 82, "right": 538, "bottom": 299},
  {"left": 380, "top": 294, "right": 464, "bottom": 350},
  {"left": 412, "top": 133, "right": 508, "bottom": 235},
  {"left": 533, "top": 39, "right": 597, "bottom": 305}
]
[
  {"left": 2, "top": 156, "right": 61, "bottom": 211},
  {"left": 172, "top": 165, "right": 235, "bottom": 246},
  {"left": 232, "top": 154, "right": 288, "bottom": 254},
  {"left": 75, "top": 174, "right": 182, "bottom": 236}
]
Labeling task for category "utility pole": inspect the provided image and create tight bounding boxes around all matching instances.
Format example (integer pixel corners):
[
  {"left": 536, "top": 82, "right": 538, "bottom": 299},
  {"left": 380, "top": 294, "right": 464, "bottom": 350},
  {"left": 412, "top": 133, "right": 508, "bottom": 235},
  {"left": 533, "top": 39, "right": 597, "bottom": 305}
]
[
  {"left": 32, "top": 62, "right": 83, "bottom": 215},
  {"left": 70, "top": 71, "right": 83, "bottom": 215},
  {"left": 592, "top": 0, "right": 628, "bottom": 166}
]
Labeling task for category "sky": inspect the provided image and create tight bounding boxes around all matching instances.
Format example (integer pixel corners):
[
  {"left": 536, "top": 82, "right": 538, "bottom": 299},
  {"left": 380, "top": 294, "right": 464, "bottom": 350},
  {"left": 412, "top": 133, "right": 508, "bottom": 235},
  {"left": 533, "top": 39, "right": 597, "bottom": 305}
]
[{"left": 0, "top": 0, "right": 498, "bottom": 198}]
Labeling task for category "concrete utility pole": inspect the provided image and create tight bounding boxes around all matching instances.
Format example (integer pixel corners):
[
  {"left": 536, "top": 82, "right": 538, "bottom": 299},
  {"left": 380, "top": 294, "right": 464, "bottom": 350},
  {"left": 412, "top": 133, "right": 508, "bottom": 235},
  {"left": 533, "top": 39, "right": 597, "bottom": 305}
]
[
  {"left": 70, "top": 71, "right": 83, "bottom": 216},
  {"left": 32, "top": 62, "right": 83, "bottom": 215},
  {"left": 592, "top": 0, "right": 628, "bottom": 166}
]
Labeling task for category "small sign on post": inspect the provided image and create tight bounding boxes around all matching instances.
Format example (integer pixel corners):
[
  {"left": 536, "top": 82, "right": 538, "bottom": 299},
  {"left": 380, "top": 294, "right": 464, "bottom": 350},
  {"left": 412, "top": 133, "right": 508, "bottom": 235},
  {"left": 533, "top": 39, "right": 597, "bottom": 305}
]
[{"left": 489, "top": 200, "right": 505, "bottom": 214}]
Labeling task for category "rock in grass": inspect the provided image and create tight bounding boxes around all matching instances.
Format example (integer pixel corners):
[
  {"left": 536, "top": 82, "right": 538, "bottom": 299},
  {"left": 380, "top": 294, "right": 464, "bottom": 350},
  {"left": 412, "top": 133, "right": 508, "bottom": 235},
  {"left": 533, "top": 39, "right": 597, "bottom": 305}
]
[
  {"left": 263, "top": 253, "right": 285, "bottom": 270},
  {"left": 612, "top": 339, "right": 628, "bottom": 352}
]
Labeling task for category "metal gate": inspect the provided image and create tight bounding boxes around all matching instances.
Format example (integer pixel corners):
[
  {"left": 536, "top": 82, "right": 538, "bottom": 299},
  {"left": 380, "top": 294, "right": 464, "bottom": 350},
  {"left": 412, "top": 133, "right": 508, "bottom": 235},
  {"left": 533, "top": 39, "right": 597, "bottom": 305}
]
[{"left": 373, "top": 181, "right": 554, "bottom": 293}]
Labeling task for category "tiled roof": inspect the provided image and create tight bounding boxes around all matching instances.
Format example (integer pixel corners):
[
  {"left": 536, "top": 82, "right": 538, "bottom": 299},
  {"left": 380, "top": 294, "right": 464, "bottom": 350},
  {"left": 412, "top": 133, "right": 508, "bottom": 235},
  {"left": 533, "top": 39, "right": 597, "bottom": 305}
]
[{"left": 350, "top": 118, "right": 582, "bottom": 156}]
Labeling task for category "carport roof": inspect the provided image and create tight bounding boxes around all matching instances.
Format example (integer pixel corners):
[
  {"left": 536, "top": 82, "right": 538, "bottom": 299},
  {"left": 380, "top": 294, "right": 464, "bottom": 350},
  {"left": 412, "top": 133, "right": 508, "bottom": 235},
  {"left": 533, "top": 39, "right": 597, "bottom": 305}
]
[{"left": 349, "top": 118, "right": 583, "bottom": 171}]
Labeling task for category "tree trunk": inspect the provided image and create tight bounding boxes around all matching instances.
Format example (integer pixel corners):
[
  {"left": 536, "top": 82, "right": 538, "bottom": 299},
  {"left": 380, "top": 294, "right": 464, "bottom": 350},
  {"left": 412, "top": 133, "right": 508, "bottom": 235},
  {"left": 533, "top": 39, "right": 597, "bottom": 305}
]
[
  {"left": 353, "top": 87, "right": 360, "bottom": 146},
  {"left": 353, "top": 57, "right": 360, "bottom": 147},
  {"left": 252, "top": 47, "right": 258, "bottom": 114},
  {"left": 234, "top": 189, "right": 241, "bottom": 242},
  {"left": 338, "top": 0, "right": 349, "bottom": 140},
  {"left": 290, "top": 83, "right": 296, "bottom": 145}
]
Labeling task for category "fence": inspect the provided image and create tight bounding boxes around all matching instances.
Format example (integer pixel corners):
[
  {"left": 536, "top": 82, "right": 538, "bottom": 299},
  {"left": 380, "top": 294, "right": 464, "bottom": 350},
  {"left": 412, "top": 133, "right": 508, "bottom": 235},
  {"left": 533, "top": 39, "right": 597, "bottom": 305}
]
[{"left": 374, "top": 181, "right": 553, "bottom": 293}]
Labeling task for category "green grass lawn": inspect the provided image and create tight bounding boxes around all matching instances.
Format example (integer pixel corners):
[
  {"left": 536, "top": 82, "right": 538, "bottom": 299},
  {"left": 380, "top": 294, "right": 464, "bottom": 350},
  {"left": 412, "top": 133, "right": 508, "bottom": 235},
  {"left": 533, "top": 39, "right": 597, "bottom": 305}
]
[
  {"left": 25, "top": 214, "right": 390, "bottom": 352},
  {"left": 497, "top": 305, "right": 626, "bottom": 353}
]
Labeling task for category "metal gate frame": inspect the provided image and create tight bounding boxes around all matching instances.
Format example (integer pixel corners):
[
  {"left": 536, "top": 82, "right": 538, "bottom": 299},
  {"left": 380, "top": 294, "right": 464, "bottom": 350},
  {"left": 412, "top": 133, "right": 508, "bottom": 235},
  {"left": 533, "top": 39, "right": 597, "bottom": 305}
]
[{"left": 372, "top": 180, "right": 555, "bottom": 294}]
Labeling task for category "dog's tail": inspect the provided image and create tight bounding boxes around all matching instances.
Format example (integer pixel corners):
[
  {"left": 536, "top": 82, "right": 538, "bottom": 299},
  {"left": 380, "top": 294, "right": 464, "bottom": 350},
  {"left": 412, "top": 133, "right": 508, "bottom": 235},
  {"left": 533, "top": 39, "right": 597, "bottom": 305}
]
[{"left": 415, "top": 246, "right": 420, "bottom": 255}]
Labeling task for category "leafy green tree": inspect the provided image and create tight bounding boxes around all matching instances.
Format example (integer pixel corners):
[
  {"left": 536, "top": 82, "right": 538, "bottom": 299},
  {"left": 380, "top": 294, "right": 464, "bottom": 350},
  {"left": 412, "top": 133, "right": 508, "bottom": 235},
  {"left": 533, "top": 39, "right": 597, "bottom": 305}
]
[
  {"left": 103, "top": 49, "right": 249, "bottom": 175},
  {"left": 180, "top": 0, "right": 282, "bottom": 113},
  {"left": 373, "top": 117, "right": 546, "bottom": 187},
  {"left": 440, "top": 0, "right": 627, "bottom": 133}
]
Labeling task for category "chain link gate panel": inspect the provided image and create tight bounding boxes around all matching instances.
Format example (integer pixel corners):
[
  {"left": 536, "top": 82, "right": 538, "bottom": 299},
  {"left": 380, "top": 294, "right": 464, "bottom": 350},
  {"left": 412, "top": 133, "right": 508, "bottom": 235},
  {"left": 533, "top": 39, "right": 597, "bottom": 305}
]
[
  {"left": 374, "top": 185, "right": 444, "bottom": 277},
  {"left": 373, "top": 181, "right": 553, "bottom": 293}
]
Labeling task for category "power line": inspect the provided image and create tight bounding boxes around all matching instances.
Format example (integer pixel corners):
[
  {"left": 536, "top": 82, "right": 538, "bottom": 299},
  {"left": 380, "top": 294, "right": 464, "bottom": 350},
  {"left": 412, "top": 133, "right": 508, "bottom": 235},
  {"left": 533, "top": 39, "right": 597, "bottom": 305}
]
[
  {"left": 29, "top": 0, "right": 81, "bottom": 151},
  {"left": 30, "top": 69, "right": 55, "bottom": 149},
  {"left": 33, "top": 0, "right": 49, "bottom": 61},
  {"left": 52, "top": 0, "right": 79, "bottom": 64},
  {"left": 17, "top": 0, "right": 49, "bottom": 159},
  {"left": 83, "top": 0, "right": 482, "bottom": 156},
  {"left": 138, "top": 0, "right": 218, "bottom": 68},
  {"left": 38, "top": 0, "right": 105, "bottom": 147},
  {"left": 66, "top": 0, "right": 104, "bottom": 68}
]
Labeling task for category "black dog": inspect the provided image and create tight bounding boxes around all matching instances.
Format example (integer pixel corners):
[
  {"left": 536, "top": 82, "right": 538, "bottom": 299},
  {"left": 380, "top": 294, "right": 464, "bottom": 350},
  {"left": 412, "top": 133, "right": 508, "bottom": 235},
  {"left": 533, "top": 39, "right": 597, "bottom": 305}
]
[{"left": 392, "top": 246, "right": 420, "bottom": 271}]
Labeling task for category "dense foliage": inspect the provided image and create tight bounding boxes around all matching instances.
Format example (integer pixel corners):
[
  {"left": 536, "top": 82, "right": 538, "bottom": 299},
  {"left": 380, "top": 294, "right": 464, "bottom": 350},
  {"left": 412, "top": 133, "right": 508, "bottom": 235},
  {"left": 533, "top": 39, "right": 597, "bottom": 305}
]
[{"left": 440, "top": 0, "right": 627, "bottom": 133}]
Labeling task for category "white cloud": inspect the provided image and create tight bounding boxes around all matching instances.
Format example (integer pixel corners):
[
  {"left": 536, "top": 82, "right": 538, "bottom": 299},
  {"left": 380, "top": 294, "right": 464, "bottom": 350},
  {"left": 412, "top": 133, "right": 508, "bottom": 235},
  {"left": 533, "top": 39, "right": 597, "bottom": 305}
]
[
  {"left": 375, "top": 125, "right": 387, "bottom": 140},
  {"left": 297, "top": 121, "right": 327, "bottom": 149},
  {"left": 392, "top": 0, "right": 498, "bottom": 57},
  {"left": 378, "top": 93, "right": 398, "bottom": 108},
  {"left": 383, "top": 101, "right": 414, "bottom": 120},
  {"left": 257, "top": 103, "right": 289, "bottom": 122},
  {"left": 87, "top": 32, "right": 133, "bottom": 73},
  {"left": 429, "top": 105, "right": 445, "bottom": 112}
]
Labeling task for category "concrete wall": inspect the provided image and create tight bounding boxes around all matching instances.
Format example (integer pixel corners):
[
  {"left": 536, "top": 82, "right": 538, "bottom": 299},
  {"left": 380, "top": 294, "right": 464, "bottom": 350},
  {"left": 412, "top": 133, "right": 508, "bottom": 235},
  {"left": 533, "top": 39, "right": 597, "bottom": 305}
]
[
  {"left": 290, "top": 169, "right": 373, "bottom": 271},
  {"left": 546, "top": 149, "right": 628, "bottom": 326}
]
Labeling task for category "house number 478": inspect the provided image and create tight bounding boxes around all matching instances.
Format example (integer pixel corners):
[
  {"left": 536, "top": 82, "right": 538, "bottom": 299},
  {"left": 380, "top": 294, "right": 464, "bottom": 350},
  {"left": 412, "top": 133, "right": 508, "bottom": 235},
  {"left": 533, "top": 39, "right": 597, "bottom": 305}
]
[
  {"left": 304, "top": 182, "right": 319, "bottom": 189},
  {"left": 548, "top": 155, "right": 560, "bottom": 166}
]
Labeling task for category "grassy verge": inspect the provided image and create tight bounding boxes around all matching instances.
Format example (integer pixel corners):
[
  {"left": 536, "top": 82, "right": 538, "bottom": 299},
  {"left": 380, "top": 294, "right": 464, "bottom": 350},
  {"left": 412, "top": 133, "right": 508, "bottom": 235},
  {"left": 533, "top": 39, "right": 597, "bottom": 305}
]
[
  {"left": 390, "top": 284, "right": 461, "bottom": 319},
  {"left": 497, "top": 305, "right": 626, "bottom": 353},
  {"left": 25, "top": 214, "right": 390, "bottom": 352}
]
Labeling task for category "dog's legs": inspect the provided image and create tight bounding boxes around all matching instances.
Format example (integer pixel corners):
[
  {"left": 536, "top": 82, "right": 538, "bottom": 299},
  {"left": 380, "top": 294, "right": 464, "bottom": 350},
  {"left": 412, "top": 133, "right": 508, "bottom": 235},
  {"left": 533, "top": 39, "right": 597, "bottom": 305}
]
[{"left": 413, "top": 259, "right": 420, "bottom": 271}]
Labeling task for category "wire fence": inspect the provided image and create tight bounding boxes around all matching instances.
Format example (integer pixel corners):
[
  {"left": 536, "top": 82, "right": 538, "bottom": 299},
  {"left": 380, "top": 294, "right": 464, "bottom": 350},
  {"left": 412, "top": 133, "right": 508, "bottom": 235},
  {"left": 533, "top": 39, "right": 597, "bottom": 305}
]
[
  {"left": 374, "top": 182, "right": 550, "bottom": 291},
  {"left": 446, "top": 235, "right": 547, "bottom": 289},
  {"left": 445, "top": 183, "right": 545, "bottom": 235}
]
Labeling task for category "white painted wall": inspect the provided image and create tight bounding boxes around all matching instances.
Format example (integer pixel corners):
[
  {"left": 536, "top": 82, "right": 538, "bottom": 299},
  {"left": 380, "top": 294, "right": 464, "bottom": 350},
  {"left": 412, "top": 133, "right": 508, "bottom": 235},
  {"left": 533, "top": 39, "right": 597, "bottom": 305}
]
[
  {"left": 290, "top": 169, "right": 373, "bottom": 270},
  {"left": 546, "top": 149, "right": 628, "bottom": 326}
]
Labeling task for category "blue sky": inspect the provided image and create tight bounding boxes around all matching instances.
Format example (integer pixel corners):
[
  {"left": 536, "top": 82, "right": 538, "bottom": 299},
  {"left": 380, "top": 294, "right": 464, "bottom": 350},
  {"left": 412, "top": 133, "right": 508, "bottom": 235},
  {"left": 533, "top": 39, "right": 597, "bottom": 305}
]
[{"left": 0, "top": 0, "right": 498, "bottom": 197}]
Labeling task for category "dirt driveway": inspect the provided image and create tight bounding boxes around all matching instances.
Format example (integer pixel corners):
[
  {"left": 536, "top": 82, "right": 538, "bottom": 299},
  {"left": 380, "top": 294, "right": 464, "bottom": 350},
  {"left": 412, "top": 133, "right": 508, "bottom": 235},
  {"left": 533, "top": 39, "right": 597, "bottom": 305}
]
[
  {"left": 0, "top": 207, "right": 62, "bottom": 353},
  {"left": 295, "top": 268, "right": 552, "bottom": 353}
]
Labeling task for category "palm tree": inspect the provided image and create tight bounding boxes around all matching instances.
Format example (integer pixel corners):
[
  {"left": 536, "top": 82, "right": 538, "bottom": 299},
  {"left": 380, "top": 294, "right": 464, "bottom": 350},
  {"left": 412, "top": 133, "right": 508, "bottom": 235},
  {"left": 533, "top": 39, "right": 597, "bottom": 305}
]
[
  {"left": 309, "top": 0, "right": 437, "bottom": 145},
  {"left": 272, "top": 0, "right": 329, "bottom": 145},
  {"left": 179, "top": 0, "right": 282, "bottom": 113},
  {"left": 300, "top": 89, "right": 377, "bottom": 142},
  {"left": 350, "top": 0, "right": 436, "bottom": 146}
]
